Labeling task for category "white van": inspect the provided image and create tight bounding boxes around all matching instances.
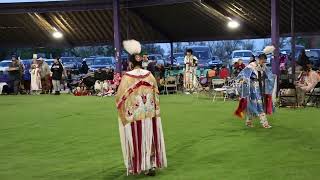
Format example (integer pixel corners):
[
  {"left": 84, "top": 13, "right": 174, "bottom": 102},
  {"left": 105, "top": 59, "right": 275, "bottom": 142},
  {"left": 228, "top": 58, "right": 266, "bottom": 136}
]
[{"left": 231, "top": 50, "right": 253, "bottom": 65}]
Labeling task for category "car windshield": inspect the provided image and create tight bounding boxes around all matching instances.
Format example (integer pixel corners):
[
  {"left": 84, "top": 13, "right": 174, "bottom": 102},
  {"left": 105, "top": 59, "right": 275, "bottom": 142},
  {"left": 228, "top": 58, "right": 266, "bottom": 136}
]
[
  {"left": 193, "top": 51, "right": 209, "bottom": 59},
  {"left": 233, "top": 52, "right": 252, "bottom": 58},
  {"left": 94, "top": 58, "right": 113, "bottom": 65},
  {"left": 0, "top": 61, "right": 11, "bottom": 67}
]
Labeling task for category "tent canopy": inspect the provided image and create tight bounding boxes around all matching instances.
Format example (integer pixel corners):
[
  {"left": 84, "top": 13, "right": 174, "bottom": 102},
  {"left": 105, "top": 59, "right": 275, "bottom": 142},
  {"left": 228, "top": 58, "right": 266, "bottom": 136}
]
[{"left": 0, "top": 0, "right": 319, "bottom": 47}]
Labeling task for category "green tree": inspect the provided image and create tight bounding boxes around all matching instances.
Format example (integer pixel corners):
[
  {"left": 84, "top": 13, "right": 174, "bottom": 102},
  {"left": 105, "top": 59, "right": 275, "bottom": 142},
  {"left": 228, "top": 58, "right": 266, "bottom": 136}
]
[{"left": 142, "top": 44, "right": 165, "bottom": 55}]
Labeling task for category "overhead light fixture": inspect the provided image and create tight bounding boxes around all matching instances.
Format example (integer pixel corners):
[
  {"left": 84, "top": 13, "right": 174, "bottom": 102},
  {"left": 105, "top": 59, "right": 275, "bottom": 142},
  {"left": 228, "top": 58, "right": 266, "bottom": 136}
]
[
  {"left": 227, "top": 20, "right": 240, "bottom": 29},
  {"left": 52, "top": 30, "right": 63, "bottom": 39}
]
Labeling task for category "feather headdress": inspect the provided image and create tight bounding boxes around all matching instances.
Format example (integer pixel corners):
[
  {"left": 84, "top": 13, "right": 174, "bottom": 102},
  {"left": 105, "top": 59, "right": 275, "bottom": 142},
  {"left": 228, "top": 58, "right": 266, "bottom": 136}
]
[
  {"left": 263, "top": 45, "right": 275, "bottom": 55},
  {"left": 123, "top": 39, "right": 141, "bottom": 55}
]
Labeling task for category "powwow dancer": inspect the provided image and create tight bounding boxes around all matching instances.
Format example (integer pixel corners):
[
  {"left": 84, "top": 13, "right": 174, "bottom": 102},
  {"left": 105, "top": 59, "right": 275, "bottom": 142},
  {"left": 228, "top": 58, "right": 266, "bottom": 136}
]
[
  {"left": 115, "top": 40, "right": 167, "bottom": 176},
  {"left": 234, "top": 46, "right": 276, "bottom": 128},
  {"left": 184, "top": 49, "right": 198, "bottom": 94}
]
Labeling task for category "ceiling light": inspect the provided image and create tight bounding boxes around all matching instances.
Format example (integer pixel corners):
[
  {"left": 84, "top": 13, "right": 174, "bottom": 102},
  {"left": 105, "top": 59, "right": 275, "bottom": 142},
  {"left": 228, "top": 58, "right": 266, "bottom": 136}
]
[
  {"left": 52, "top": 31, "right": 63, "bottom": 39},
  {"left": 227, "top": 20, "right": 240, "bottom": 29}
]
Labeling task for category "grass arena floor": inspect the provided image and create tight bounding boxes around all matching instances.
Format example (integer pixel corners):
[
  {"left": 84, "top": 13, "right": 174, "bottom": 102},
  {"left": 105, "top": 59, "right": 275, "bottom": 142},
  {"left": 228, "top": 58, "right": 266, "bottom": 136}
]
[{"left": 0, "top": 94, "right": 320, "bottom": 180}]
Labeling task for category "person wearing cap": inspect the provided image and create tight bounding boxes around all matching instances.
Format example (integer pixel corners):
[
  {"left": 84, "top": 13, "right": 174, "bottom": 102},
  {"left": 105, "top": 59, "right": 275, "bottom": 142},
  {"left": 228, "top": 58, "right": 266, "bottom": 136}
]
[
  {"left": 7, "top": 55, "right": 22, "bottom": 95},
  {"left": 115, "top": 40, "right": 167, "bottom": 176},
  {"left": 234, "top": 46, "right": 276, "bottom": 129},
  {"left": 37, "top": 57, "right": 51, "bottom": 94}
]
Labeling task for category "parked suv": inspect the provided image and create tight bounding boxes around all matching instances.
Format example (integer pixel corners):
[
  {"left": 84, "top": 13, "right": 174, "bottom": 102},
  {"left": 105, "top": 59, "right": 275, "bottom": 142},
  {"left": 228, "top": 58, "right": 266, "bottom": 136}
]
[
  {"left": 0, "top": 60, "right": 11, "bottom": 83},
  {"left": 185, "top": 46, "right": 217, "bottom": 69},
  {"left": 305, "top": 49, "right": 320, "bottom": 69},
  {"left": 230, "top": 50, "right": 253, "bottom": 65}
]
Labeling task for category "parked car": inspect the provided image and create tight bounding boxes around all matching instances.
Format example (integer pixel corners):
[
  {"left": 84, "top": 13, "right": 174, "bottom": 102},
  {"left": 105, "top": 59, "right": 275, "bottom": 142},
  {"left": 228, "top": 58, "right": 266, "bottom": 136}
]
[
  {"left": 148, "top": 54, "right": 166, "bottom": 66},
  {"left": 280, "top": 45, "right": 305, "bottom": 59},
  {"left": 208, "top": 56, "right": 223, "bottom": 68},
  {"left": 0, "top": 60, "right": 11, "bottom": 83},
  {"left": 89, "top": 57, "right": 115, "bottom": 71},
  {"left": 61, "top": 57, "right": 81, "bottom": 70},
  {"left": 230, "top": 50, "right": 254, "bottom": 65},
  {"left": 82, "top": 57, "right": 95, "bottom": 67},
  {"left": 165, "top": 52, "right": 185, "bottom": 67},
  {"left": 305, "top": 49, "right": 320, "bottom": 69},
  {"left": 0, "top": 59, "right": 32, "bottom": 83},
  {"left": 185, "top": 46, "right": 213, "bottom": 69}
]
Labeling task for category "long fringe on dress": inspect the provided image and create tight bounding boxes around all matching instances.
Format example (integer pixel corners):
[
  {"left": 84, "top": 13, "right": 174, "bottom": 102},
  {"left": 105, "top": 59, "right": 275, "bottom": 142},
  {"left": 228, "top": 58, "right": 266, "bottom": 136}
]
[{"left": 118, "top": 117, "right": 167, "bottom": 175}]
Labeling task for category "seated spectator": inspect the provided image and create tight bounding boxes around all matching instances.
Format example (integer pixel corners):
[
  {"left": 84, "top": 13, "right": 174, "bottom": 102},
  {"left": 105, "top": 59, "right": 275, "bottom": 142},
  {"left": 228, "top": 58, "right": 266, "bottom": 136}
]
[
  {"left": 233, "top": 59, "right": 245, "bottom": 77},
  {"left": 219, "top": 65, "right": 230, "bottom": 80},
  {"left": 0, "top": 82, "right": 9, "bottom": 95},
  {"left": 296, "top": 61, "right": 320, "bottom": 106},
  {"left": 66, "top": 70, "right": 73, "bottom": 93},
  {"left": 297, "top": 49, "right": 310, "bottom": 68},
  {"left": 94, "top": 68, "right": 107, "bottom": 81},
  {"left": 207, "top": 66, "right": 217, "bottom": 78},
  {"left": 74, "top": 81, "right": 90, "bottom": 96},
  {"left": 106, "top": 68, "right": 114, "bottom": 81},
  {"left": 279, "top": 54, "right": 288, "bottom": 72}
]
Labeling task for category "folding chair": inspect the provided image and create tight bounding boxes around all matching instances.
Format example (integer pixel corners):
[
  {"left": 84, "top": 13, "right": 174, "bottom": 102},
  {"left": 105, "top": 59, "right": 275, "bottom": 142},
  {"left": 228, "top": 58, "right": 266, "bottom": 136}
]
[
  {"left": 211, "top": 79, "right": 227, "bottom": 102},
  {"left": 305, "top": 82, "right": 320, "bottom": 107},
  {"left": 164, "top": 76, "right": 178, "bottom": 95},
  {"left": 278, "top": 74, "right": 298, "bottom": 107}
]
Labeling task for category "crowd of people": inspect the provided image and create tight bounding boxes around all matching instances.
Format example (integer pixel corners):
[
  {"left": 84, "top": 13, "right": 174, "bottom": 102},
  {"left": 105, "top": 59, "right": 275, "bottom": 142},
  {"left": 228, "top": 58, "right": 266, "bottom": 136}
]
[
  {"left": 2, "top": 48, "right": 319, "bottom": 107},
  {"left": 2, "top": 55, "right": 63, "bottom": 95}
]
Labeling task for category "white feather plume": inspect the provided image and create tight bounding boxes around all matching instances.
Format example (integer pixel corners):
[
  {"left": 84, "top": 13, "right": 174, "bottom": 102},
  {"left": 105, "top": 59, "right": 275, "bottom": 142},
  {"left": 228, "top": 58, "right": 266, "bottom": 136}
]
[
  {"left": 123, "top": 39, "right": 141, "bottom": 55},
  {"left": 263, "top": 45, "right": 275, "bottom": 55}
]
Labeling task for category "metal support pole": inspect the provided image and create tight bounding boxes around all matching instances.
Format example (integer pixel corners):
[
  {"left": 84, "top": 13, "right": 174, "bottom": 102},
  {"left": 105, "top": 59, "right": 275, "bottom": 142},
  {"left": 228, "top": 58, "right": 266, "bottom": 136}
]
[
  {"left": 291, "top": 0, "right": 296, "bottom": 80},
  {"left": 271, "top": 0, "right": 280, "bottom": 76},
  {"left": 113, "top": 0, "right": 121, "bottom": 73},
  {"left": 170, "top": 42, "right": 174, "bottom": 65}
]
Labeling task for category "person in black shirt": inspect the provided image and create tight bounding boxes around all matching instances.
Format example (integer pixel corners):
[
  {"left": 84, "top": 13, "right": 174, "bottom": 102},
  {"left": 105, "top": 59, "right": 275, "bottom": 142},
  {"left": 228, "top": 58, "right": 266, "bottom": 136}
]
[
  {"left": 106, "top": 68, "right": 114, "bottom": 81},
  {"left": 80, "top": 61, "right": 89, "bottom": 74},
  {"left": 298, "top": 49, "right": 310, "bottom": 68},
  {"left": 51, "top": 58, "right": 64, "bottom": 95},
  {"left": 8, "top": 55, "right": 22, "bottom": 95}
]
